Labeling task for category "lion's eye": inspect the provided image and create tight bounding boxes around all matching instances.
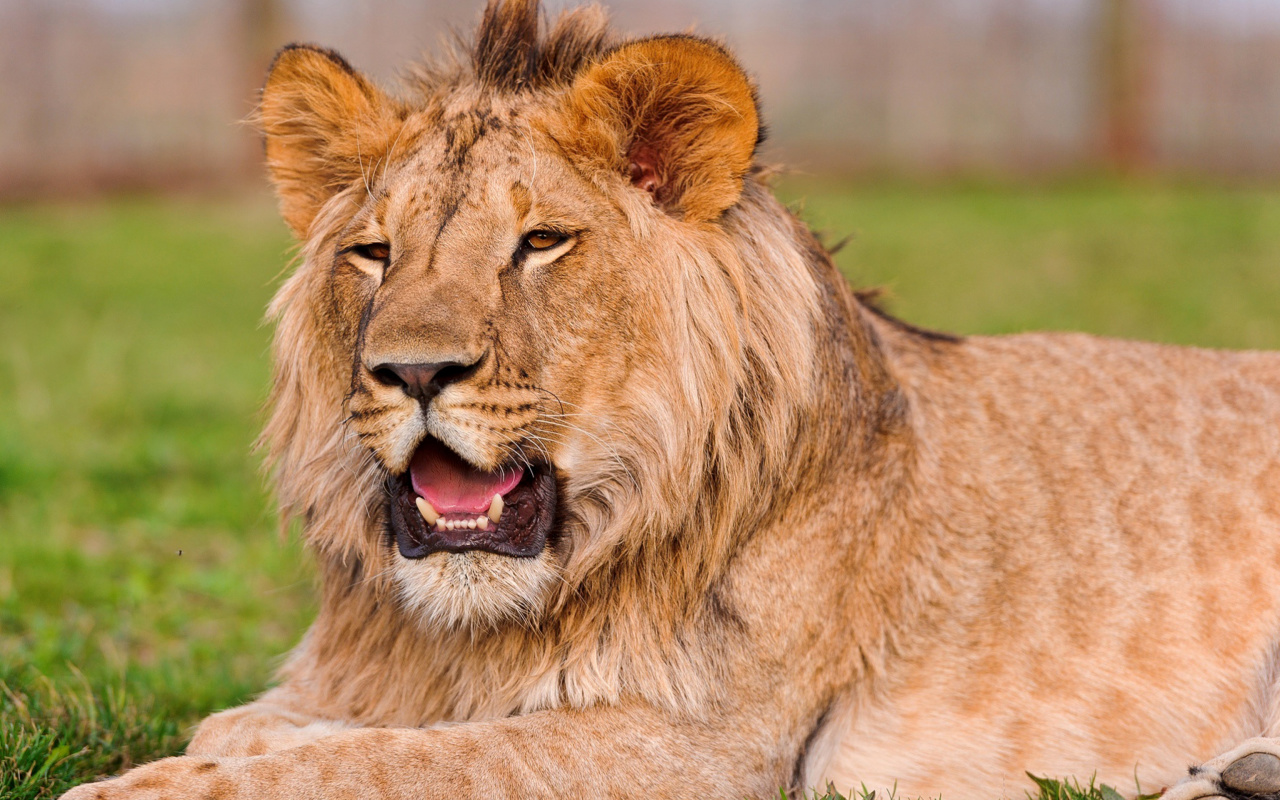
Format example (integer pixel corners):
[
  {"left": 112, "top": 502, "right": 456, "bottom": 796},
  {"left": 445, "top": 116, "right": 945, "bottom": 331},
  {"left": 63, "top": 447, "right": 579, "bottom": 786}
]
[
  {"left": 523, "top": 231, "right": 564, "bottom": 251},
  {"left": 351, "top": 242, "right": 391, "bottom": 261}
]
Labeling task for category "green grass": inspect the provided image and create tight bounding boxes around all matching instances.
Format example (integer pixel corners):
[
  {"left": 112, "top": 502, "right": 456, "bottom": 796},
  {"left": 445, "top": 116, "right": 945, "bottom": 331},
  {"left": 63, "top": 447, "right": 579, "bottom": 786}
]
[
  {"left": 3, "top": 181, "right": 1280, "bottom": 798},
  {"left": 805, "top": 775, "right": 1163, "bottom": 800},
  {"left": 787, "top": 177, "right": 1280, "bottom": 349}
]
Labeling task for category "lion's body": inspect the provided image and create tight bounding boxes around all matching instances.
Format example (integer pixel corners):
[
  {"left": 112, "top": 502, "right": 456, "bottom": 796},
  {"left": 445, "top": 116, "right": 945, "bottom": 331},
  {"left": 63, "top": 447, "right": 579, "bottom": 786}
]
[
  {"left": 823, "top": 329, "right": 1280, "bottom": 797},
  {"left": 62, "top": 2, "right": 1280, "bottom": 799}
]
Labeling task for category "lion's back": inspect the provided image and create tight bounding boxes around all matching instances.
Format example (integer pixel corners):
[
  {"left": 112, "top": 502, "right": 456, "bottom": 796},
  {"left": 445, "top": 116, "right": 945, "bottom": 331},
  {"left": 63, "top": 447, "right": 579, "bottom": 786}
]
[
  {"left": 906, "top": 328, "right": 1280, "bottom": 596},
  {"left": 930, "top": 330, "right": 1280, "bottom": 505}
]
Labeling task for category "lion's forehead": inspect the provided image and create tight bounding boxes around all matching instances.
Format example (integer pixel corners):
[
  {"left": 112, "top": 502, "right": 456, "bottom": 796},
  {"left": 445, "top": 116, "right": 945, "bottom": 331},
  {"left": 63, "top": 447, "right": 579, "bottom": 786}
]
[
  {"left": 376, "top": 104, "right": 583, "bottom": 238},
  {"left": 372, "top": 142, "right": 606, "bottom": 266}
]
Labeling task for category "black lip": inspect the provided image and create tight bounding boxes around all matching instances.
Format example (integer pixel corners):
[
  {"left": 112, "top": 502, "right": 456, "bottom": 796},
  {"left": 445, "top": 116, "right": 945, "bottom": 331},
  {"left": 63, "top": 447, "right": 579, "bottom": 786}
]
[{"left": 388, "top": 454, "right": 556, "bottom": 559}]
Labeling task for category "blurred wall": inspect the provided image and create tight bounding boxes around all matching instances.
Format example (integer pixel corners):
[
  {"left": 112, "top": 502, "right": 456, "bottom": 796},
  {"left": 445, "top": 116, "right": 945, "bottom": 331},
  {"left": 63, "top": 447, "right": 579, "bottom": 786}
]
[{"left": 1, "top": 0, "right": 1279, "bottom": 198}]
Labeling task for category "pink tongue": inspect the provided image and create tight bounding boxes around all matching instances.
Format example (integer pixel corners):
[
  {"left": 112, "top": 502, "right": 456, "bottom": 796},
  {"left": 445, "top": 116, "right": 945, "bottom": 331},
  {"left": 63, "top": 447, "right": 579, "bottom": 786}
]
[{"left": 410, "top": 439, "right": 523, "bottom": 514}]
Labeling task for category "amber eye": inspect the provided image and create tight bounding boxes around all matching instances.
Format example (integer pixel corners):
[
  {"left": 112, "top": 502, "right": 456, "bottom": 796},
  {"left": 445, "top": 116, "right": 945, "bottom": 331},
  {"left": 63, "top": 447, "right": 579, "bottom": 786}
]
[
  {"left": 351, "top": 242, "right": 391, "bottom": 261},
  {"left": 523, "top": 231, "right": 564, "bottom": 251}
]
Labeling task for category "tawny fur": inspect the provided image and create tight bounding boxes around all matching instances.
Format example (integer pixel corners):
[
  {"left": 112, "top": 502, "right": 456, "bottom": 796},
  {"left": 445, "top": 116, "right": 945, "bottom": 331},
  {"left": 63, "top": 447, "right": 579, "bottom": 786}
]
[{"left": 63, "top": 2, "right": 1280, "bottom": 799}]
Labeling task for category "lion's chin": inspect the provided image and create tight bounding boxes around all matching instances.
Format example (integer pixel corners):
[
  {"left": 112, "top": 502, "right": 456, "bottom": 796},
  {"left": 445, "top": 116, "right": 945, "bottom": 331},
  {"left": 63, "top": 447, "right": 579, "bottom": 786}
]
[
  {"left": 391, "top": 549, "right": 559, "bottom": 630},
  {"left": 384, "top": 437, "right": 561, "bottom": 629}
]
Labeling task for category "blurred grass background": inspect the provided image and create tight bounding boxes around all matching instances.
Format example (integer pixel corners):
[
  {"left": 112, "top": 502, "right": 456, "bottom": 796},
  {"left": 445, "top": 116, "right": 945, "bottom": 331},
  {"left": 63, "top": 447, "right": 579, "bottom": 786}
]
[
  {"left": 3, "top": 179, "right": 1280, "bottom": 797},
  {"left": 0, "top": 196, "right": 309, "bottom": 797}
]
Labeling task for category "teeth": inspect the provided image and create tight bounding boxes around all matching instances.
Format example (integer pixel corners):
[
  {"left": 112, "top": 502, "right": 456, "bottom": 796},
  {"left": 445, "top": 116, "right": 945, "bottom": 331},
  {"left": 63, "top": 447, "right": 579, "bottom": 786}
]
[
  {"left": 415, "top": 497, "right": 439, "bottom": 525},
  {"left": 431, "top": 514, "right": 493, "bottom": 532},
  {"left": 415, "top": 495, "right": 504, "bottom": 532}
]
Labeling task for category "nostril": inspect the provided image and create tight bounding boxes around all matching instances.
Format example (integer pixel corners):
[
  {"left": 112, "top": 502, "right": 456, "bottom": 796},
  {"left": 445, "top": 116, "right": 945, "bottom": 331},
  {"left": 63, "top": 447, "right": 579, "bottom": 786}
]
[
  {"left": 431, "top": 362, "right": 471, "bottom": 388},
  {"left": 372, "top": 366, "right": 408, "bottom": 389}
]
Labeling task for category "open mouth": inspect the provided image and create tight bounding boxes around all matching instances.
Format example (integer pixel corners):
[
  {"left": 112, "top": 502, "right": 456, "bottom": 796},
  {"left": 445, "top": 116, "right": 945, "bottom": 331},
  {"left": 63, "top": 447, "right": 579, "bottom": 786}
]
[{"left": 388, "top": 437, "right": 556, "bottom": 559}]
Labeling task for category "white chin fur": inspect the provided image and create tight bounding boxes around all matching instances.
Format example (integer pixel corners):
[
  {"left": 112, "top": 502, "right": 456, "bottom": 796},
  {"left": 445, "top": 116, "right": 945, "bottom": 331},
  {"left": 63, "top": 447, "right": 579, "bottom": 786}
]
[{"left": 392, "top": 549, "right": 557, "bottom": 630}]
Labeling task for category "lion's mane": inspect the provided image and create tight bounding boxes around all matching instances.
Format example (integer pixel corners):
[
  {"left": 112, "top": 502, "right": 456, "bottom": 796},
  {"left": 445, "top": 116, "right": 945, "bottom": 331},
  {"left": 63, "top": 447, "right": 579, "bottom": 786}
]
[{"left": 252, "top": 0, "right": 902, "bottom": 723}]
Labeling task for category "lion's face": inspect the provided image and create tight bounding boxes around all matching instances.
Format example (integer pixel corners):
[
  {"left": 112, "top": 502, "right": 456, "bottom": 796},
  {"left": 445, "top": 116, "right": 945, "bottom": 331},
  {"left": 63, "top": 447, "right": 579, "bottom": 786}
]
[
  {"left": 341, "top": 108, "right": 651, "bottom": 624},
  {"left": 258, "top": 11, "right": 772, "bottom": 628}
]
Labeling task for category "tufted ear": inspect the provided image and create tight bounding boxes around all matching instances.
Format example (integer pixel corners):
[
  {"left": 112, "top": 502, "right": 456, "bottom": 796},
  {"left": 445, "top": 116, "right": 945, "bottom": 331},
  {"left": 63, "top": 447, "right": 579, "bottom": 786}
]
[
  {"left": 257, "top": 45, "right": 402, "bottom": 237},
  {"left": 554, "top": 36, "right": 762, "bottom": 223}
]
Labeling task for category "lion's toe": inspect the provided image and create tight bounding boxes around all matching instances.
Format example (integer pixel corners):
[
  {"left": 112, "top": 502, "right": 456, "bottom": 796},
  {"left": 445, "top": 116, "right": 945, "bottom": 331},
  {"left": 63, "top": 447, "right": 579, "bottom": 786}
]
[
  {"left": 1168, "top": 740, "right": 1280, "bottom": 800},
  {"left": 1222, "top": 752, "right": 1280, "bottom": 796}
]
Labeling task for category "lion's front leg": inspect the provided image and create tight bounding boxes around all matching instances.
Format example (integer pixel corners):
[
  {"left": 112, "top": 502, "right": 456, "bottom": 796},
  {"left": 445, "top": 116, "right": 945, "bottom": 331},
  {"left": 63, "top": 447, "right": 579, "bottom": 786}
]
[
  {"left": 1163, "top": 738, "right": 1280, "bottom": 800},
  {"left": 186, "top": 698, "right": 352, "bottom": 757},
  {"left": 59, "top": 700, "right": 355, "bottom": 799},
  {"left": 60, "top": 702, "right": 786, "bottom": 799},
  {"left": 59, "top": 755, "right": 258, "bottom": 800}
]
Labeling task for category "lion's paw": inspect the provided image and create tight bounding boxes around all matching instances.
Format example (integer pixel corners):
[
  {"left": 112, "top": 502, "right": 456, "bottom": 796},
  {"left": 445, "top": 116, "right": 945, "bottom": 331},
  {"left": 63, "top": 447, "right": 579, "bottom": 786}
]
[{"left": 1164, "top": 738, "right": 1280, "bottom": 800}]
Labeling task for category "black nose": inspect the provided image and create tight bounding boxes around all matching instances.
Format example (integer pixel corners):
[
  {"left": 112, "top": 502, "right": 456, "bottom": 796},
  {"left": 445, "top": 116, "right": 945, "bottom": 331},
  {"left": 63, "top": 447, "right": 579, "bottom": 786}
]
[{"left": 371, "top": 360, "right": 474, "bottom": 402}]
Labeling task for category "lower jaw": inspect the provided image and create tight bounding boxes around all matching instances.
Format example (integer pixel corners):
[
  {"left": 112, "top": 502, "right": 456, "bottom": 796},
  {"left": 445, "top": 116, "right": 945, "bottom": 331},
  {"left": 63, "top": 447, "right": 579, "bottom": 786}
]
[
  {"left": 389, "top": 540, "right": 561, "bottom": 630},
  {"left": 387, "top": 468, "right": 557, "bottom": 559}
]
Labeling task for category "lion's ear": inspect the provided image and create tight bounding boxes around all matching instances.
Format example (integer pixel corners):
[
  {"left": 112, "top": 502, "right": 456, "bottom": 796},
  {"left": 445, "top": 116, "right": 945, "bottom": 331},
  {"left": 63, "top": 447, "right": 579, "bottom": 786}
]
[
  {"left": 258, "top": 45, "right": 401, "bottom": 237},
  {"left": 556, "top": 36, "right": 762, "bottom": 223}
]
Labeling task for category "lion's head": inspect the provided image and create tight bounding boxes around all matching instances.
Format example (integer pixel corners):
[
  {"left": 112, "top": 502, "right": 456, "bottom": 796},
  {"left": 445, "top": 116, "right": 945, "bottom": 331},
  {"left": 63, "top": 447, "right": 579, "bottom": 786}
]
[{"left": 257, "top": 0, "right": 830, "bottom": 630}]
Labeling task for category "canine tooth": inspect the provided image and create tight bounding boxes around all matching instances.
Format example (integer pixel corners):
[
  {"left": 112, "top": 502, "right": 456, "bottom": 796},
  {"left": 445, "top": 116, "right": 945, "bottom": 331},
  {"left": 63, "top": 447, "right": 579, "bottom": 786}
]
[
  {"left": 415, "top": 497, "right": 439, "bottom": 525},
  {"left": 487, "top": 494, "right": 504, "bottom": 523},
  {"left": 477, "top": 516, "right": 490, "bottom": 531}
]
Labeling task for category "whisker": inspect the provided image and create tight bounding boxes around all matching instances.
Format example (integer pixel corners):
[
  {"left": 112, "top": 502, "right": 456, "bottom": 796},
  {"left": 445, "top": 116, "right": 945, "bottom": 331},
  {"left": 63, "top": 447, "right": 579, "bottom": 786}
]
[
  {"left": 533, "top": 387, "right": 569, "bottom": 417},
  {"left": 535, "top": 419, "right": 638, "bottom": 490},
  {"left": 502, "top": 439, "right": 536, "bottom": 475},
  {"left": 380, "top": 123, "right": 407, "bottom": 187},
  {"left": 523, "top": 434, "right": 554, "bottom": 465},
  {"left": 355, "top": 130, "right": 373, "bottom": 197}
]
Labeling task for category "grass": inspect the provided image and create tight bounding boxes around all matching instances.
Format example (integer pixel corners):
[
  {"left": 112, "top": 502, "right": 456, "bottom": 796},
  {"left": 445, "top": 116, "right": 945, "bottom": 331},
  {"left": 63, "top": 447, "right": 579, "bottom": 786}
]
[
  {"left": 0, "top": 195, "right": 310, "bottom": 799},
  {"left": 3, "top": 180, "right": 1280, "bottom": 798},
  {"left": 788, "top": 177, "right": 1280, "bottom": 349},
  {"left": 1023, "top": 775, "right": 1161, "bottom": 800},
  {"left": 806, "top": 775, "right": 1163, "bottom": 800}
]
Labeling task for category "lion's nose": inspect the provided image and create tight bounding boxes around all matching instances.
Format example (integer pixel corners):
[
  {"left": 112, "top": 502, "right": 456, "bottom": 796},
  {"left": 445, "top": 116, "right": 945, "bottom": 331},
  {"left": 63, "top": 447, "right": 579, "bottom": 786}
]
[{"left": 371, "top": 360, "right": 474, "bottom": 402}]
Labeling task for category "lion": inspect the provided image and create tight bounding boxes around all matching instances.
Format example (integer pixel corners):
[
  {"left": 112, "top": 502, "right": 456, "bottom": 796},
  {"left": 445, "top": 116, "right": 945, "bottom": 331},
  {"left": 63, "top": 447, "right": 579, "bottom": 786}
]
[{"left": 61, "top": 1, "right": 1280, "bottom": 799}]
